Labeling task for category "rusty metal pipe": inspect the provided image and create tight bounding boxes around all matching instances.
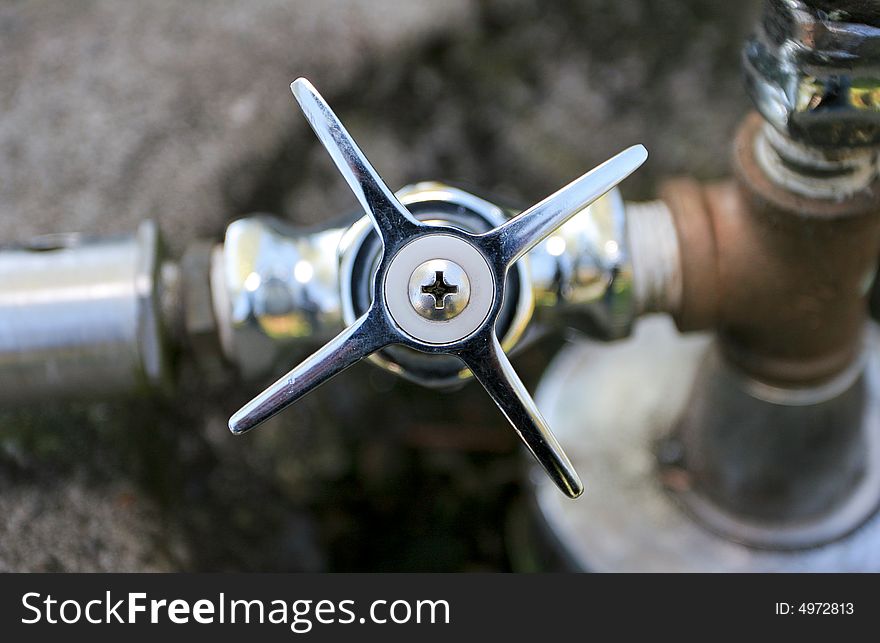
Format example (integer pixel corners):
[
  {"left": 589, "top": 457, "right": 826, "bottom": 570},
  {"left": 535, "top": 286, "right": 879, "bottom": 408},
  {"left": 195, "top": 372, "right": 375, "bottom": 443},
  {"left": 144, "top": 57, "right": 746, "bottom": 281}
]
[{"left": 662, "top": 112, "right": 880, "bottom": 387}]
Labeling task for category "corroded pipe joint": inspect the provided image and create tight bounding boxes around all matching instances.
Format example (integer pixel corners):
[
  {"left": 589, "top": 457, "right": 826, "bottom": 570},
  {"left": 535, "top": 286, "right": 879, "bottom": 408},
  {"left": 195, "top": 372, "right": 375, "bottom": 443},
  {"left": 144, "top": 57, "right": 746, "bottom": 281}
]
[
  {"left": 657, "top": 179, "right": 719, "bottom": 332},
  {"left": 663, "top": 112, "right": 880, "bottom": 386}
]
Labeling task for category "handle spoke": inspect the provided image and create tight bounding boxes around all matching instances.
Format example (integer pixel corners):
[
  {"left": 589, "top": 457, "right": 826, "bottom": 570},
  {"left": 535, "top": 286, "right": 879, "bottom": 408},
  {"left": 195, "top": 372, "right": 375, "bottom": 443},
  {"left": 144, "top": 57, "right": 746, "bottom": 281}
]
[
  {"left": 485, "top": 145, "right": 647, "bottom": 267},
  {"left": 229, "top": 309, "right": 392, "bottom": 435},
  {"left": 291, "top": 78, "right": 421, "bottom": 245},
  {"left": 460, "top": 334, "right": 583, "bottom": 498}
]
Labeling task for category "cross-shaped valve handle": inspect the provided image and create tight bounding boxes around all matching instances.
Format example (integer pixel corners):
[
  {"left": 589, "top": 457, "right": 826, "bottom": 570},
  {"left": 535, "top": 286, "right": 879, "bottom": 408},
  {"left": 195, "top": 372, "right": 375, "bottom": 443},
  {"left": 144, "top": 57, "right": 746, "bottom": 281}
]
[{"left": 229, "top": 78, "right": 647, "bottom": 498}]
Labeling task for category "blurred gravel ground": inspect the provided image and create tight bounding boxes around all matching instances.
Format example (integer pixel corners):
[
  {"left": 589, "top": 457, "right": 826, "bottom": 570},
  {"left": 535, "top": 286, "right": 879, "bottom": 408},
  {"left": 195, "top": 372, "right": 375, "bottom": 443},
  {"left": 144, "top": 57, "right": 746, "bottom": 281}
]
[{"left": 0, "top": 0, "right": 757, "bottom": 571}]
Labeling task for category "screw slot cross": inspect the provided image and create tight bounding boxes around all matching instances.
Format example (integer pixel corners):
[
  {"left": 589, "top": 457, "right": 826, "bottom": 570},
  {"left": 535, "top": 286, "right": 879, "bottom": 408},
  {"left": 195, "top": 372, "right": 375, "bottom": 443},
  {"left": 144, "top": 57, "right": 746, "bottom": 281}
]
[{"left": 421, "top": 270, "right": 459, "bottom": 309}]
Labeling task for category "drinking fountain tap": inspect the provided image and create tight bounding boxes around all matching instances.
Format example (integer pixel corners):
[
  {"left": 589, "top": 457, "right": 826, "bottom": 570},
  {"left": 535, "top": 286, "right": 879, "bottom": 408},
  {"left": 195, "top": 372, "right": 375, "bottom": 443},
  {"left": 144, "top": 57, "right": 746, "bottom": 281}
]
[{"left": 9, "top": 1, "right": 878, "bottom": 573}]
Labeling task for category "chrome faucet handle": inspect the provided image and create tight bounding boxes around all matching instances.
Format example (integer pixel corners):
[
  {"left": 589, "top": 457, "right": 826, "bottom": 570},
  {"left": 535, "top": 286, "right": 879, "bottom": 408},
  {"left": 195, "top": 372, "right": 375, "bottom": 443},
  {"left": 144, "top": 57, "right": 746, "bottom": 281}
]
[{"left": 228, "top": 77, "right": 647, "bottom": 498}]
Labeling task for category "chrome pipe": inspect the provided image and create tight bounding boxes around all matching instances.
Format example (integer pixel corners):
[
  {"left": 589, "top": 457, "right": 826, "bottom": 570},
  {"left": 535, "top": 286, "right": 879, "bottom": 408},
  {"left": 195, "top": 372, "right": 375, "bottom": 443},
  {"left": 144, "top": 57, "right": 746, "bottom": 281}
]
[{"left": 0, "top": 221, "right": 169, "bottom": 400}]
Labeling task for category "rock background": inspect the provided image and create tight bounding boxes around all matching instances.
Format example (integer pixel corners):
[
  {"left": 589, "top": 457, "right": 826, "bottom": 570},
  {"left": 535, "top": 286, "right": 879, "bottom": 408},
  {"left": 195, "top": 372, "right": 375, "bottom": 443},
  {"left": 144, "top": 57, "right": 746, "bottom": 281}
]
[{"left": 0, "top": 0, "right": 758, "bottom": 570}]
